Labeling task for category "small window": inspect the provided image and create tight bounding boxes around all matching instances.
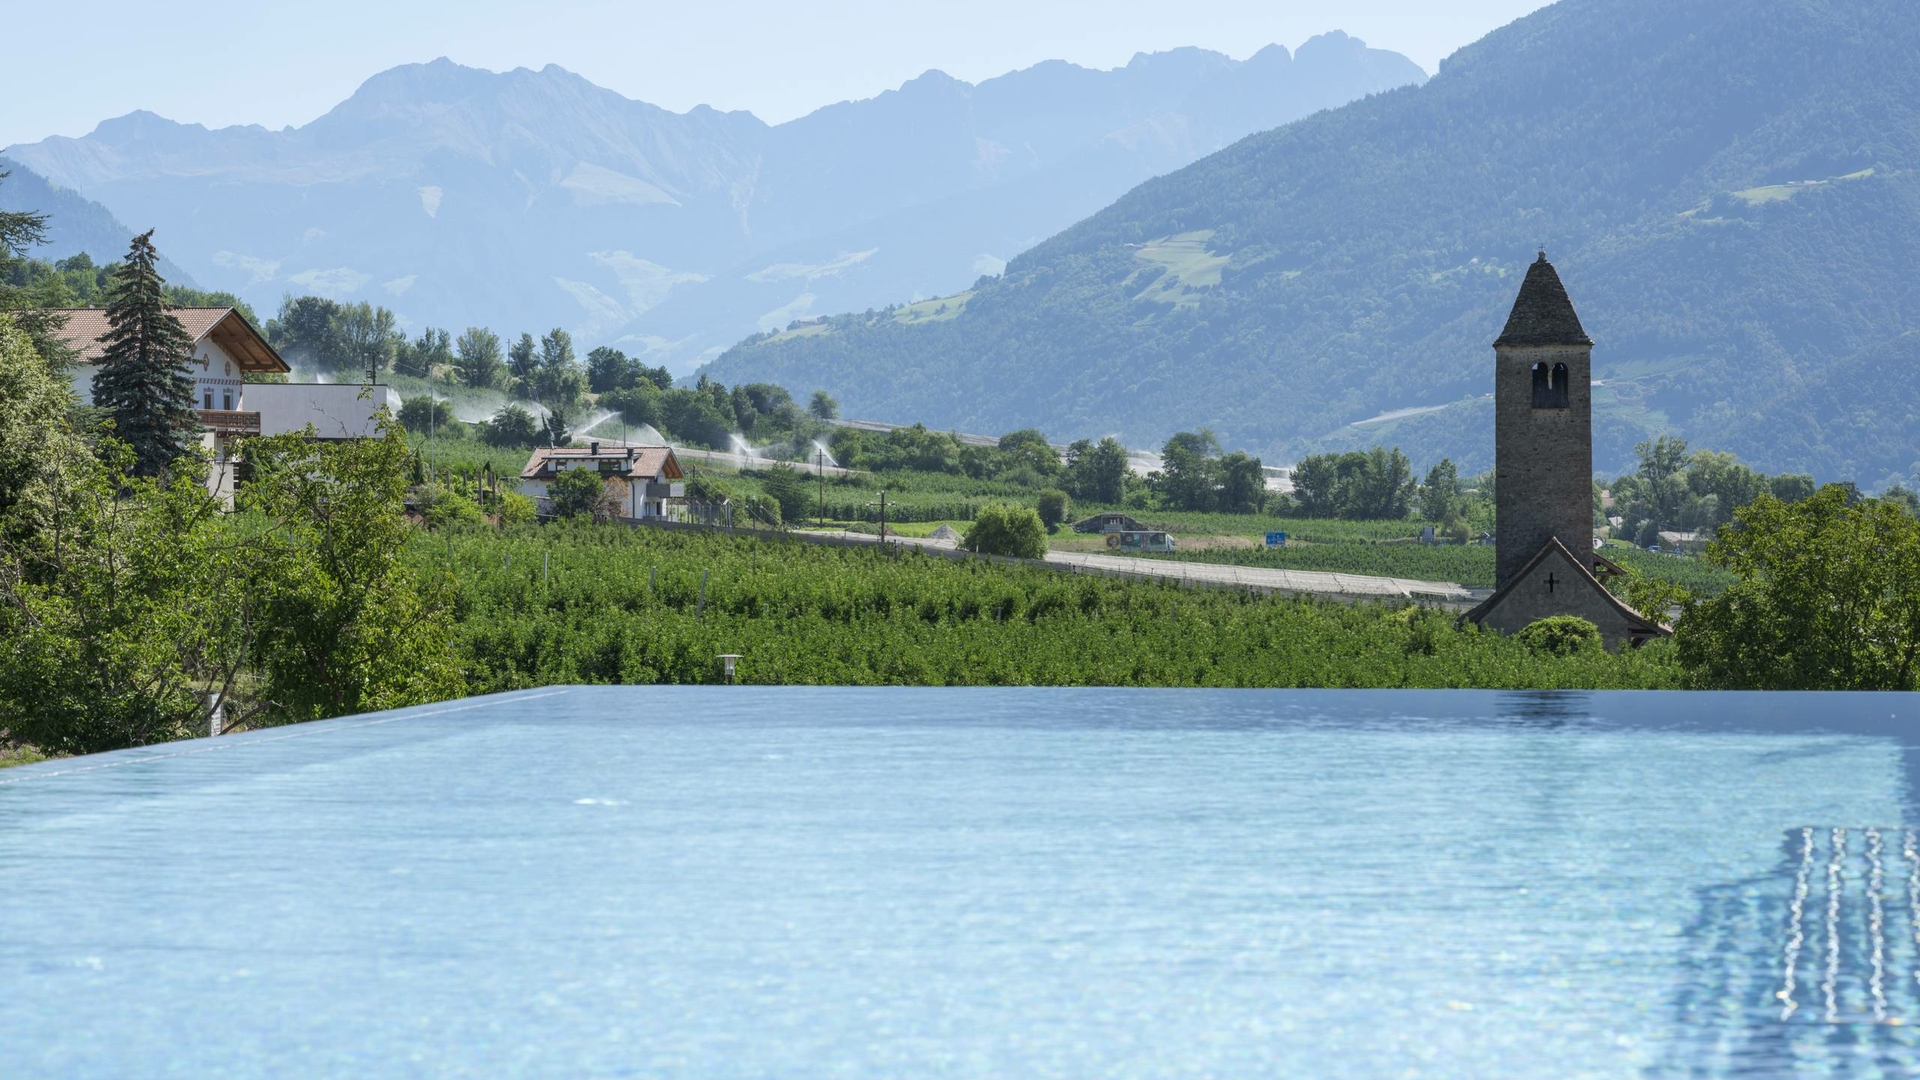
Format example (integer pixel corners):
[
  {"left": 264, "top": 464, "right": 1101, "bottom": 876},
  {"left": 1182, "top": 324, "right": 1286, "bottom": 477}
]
[
  {"left": 1531, "top": 362, "right": 1569, "bottom": 409},
  {"left": 203, "top": 389, "right": 214, "bottom": 410},
  {"left": 223, "top": 390, "right": 234, "bottom": 411}
]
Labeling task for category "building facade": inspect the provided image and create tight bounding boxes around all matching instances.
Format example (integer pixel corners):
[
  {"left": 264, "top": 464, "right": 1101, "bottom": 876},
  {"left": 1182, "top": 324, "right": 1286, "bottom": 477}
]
[
  {"left": 519, "top": 444, "right": 686, "bottom": 519},
  {"left": 52, "top": 307, "right": 399, "bottom": 500}
]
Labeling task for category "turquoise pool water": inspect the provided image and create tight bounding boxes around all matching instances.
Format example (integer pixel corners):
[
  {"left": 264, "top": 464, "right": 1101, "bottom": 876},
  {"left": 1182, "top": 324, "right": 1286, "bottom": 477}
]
[{"left": 4, "top": 687, "right": 1920, "bottom": 1078}]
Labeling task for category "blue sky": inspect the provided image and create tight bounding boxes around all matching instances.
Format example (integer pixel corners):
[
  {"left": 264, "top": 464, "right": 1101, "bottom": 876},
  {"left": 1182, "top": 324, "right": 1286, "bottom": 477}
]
[{"left": 3, "top": 0, "right": 1550, "bottom": 147}]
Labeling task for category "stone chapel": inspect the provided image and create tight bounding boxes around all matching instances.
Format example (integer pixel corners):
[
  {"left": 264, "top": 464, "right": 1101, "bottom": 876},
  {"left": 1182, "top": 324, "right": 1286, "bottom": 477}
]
[{"left": 1460, "top": 254, "right": 1668, "bottom": 649}]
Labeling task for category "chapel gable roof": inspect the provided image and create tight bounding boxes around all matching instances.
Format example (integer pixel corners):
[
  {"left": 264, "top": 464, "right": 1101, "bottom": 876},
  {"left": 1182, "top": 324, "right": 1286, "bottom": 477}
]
[
  {"left": 1494, "top": 254, "right": 1592, "bottom": 348},
  {"left": 1462, "top": 535, "right": 1669, "bottom": 639}
]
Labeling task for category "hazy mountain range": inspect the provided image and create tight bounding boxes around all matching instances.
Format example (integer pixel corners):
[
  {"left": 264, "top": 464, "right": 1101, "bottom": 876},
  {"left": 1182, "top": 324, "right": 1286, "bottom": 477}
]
[
  {"left": 1, "top": 34, "right": 1424, "bottom": 372},
  {"left": 709, "top": 0, "right": 1920, "bottom": 486}
]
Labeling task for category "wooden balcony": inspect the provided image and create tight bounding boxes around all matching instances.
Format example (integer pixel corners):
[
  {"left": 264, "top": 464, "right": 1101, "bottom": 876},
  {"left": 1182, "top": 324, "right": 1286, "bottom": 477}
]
[{"left": 197, "top": 409, "right": 262, "bottom": 436}]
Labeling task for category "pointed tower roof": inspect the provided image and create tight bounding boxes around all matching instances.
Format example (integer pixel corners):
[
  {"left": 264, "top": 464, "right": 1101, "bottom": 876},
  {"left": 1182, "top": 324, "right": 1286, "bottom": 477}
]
[{"left": 1494, "top": 253, "right": 1592, "bottom": 347}]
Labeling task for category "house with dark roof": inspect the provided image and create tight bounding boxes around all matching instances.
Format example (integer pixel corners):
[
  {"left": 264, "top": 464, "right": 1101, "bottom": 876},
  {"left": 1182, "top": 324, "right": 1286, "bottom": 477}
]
[
  {"left": 519, "top": 443, "right": 686, "bottom": 519},
  {"left": 1460, "top": 256, "right": 1667, "bottom": 649}
]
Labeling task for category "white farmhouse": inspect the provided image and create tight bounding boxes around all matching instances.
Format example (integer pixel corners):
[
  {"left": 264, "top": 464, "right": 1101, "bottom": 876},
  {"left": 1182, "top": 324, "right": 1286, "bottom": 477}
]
[
  {"left": 519, "top": 443, "right": 686, "bottom": 519},
  {"left": 52, "top": 307, "right": 400, "bottom": 499}
]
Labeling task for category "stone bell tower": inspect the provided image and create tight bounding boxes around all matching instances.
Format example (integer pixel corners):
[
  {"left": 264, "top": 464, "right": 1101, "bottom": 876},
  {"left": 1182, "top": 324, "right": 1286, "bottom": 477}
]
[
  {"left": 1492, "top": 253, "right": 1594, "bottom": 589},
  {"left": 1463, "top": 253, "right": 1666, "bottom": 650}
]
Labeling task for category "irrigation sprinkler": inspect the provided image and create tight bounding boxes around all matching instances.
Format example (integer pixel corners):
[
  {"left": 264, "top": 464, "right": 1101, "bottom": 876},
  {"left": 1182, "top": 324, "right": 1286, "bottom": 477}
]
[{"left": 717, "top": 654, "right": 742, "bottom": 684}]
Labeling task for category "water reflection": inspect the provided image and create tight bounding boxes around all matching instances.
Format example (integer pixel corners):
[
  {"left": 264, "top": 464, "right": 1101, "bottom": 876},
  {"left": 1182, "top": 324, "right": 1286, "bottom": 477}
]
[
  {"left": 1491, "top": 690, "right": 1596, "bottom": 728},
  {"left": 1665, "top": 826, "right": 1920, "bottom": 1077}
]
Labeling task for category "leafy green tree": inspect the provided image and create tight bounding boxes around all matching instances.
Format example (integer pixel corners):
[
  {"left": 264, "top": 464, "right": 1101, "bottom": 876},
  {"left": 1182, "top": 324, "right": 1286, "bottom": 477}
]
[
  {"left": 542, "top": 405, "right": 573, "bottom": 446},
  {"left": 962, "top": 503, "right": 1048, "bottom": 558},
  {"left": 998, "top": 428, "right": 1061, "bottom": 477},
  {"left": 1216, "top": 451, "right": 1265, "bottom": 514},
  {"left": 539, "top": 327, "right": 575, "bottom": 371},
  {"left": 507, "top": 332, "right": 538, "bottom": 391},
  {"left": 453, "top": 327, "right": 503, "bottom": 389},
  {"left": 242, "top": 421, "right": 462, "bottom": 722},
  {"left": 758, "top": 463, "right": 812, "bottom": 524},
  {"left": 0, "top": 172, "right": 72, "bottom": 366},
  {"left": 1063, "top": 437, "right": 1130, "bottom": 505},
  {"left": 1770, "top": 473, "right": 1816, "bottom": 502},
  {"left": 1357, "top": 447, "right": 1415, "bottom": 519},
  {"left": 396, "top": 326, "right": 452, "bottom": 379},
  {"left": 0, "top": 323, "right": 84, "bottom": 544},
  {"left": 90, "top": 230, "right": 198, "bottom": 476},
  {"left": 601, "top": 384, "right": 661, "bottom": 430},
  {"left": 1292, "top": 448, "right": 1414, "bottom": 520},
  {"left": 1883, "top": 484, "right": 1920, "bottom": 518},
  {"left": 809, "top": 389, "right": 839, "bottom": 420},
  {"left": 659, "top": 388, "right": 733, "bottom": 449},
  {"left": 482, "top": 404, "right": 540, "bottom": 447},
  {"left": 548, "top": 465, "right": 609, "bottom": 520},
  {"left": 530, "top": 328, "right": 585, "bottom": 409},
  {"left": 586, "top": 346, "right": 630, "bottom": 393},
  {"left": 0, "top": 445, "right": 260, "bottom": 752},
  {"left": 1421, "top": 459, "right": 1460, "bottom": 523},
  {"left": 267, "top": 295, "right": 342, "bottom": 367},
  {"left": 1036, "top": 489, "right": 1072, "bottom": 532},
  {"left": 398, "top": 396, "right": 453, "bottom": 432},
  {"left": 1156, "top": 429, "right": 1221, "bottom": 511},
  {"left": 1675, "top": 485, "right": 1920, "bottom": 689},
  {"left": 336, "top": 300, "right": 397, "bottom": 382}
]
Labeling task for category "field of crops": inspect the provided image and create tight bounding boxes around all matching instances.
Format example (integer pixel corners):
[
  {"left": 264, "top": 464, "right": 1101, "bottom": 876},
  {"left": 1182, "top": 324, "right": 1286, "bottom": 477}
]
[{"left": 412, "top": 523, "right": 1681, "bottom": 691}]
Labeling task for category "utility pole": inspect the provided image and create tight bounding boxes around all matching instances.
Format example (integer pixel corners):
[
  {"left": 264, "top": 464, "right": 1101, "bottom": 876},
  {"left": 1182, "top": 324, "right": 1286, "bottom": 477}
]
[
  {"left": 879, "top": 489, "right": 887, "bottom": 546},
  {"left": 816, "top": 446, "right": 825, "bottom": 526}
]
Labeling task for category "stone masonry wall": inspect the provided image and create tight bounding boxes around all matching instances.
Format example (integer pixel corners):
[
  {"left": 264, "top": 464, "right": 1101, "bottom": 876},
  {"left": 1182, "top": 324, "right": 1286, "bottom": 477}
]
[
  {"left": 1494, "top": 342, "right": 1594, "bottom": 588},
  {"left": 1473, "top": 544, "right": 1645, "bottom": 651}
]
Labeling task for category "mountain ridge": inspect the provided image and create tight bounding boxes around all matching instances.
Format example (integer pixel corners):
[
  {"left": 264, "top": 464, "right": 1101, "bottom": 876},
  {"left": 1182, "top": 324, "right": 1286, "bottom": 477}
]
[
  {"left": 2, "top": 36, "right": 1425, "bottom": 371},
  {"left": 705, "top": 0, "right": 1920, "bottom": 485}
]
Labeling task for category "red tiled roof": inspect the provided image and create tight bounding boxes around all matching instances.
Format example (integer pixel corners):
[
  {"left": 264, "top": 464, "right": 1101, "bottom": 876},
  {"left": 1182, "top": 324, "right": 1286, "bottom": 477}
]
[
  {"left": 520, "top": 446, "right": 682, "bottom": 482},
  {"left": 45, "top": 307, "right": 288, "bottom": 372}
]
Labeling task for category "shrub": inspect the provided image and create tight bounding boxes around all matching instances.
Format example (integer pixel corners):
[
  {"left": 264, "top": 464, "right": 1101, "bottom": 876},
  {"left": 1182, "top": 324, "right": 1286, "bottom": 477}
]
[
  {"left": 1516, "top": 616, "right": 1602, "bottom": 656},
  {"left": 1036, "top": 489, "right": 1072, "bottom": 532},
  {"left": 415, "top": 483, "right": 486, "bottom": 529},
  {"left": 963, "top": 503, "right": 1048, "bottom": 559},
  {"left": 742, "top": 493, "right": 783, "bottom": 529},
  {"left": 496, "top": 490, "right": 537, "bottom": 525}
]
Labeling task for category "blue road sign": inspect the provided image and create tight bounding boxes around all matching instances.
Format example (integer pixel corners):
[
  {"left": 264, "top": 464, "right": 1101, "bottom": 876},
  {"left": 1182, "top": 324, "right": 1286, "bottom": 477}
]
[{"left": 1266, "top": 532, "right": 1288, "bottom": 548}]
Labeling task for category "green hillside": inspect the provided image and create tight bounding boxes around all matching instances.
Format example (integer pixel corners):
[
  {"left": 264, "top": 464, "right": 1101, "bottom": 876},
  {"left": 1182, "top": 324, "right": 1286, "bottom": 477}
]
[{"left": 706, "top": 0, "right": 1920, "bottom": 485}]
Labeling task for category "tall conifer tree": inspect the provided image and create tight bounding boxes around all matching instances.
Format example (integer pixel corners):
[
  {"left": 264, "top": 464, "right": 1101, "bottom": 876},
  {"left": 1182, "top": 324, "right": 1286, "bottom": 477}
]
[{"left": 92, "top": 231, "right": 198, "bottom": 476}]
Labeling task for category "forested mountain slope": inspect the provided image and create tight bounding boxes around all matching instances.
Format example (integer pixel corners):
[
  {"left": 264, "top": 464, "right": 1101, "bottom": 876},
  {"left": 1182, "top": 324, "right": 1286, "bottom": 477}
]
[
  {"left": 0, "top": 157, "right": 194, "bottom": 283},
  {"left": 2, "top": 36, "right": 1421, "bottom": 373},
  {"left": 707, "top": 0, "right": 1920, "bottom": 485}
]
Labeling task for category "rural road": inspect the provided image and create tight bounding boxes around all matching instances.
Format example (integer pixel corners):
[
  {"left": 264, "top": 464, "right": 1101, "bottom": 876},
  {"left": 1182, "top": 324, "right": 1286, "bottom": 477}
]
[{"left": 802, "top": 530, "right": 1481, "bottom": 605}]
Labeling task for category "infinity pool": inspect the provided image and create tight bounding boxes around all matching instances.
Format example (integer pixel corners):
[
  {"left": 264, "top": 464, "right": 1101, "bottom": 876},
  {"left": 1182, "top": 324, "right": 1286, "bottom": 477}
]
[{"left": 4, "top": 687, "right": 1919, "bottom": 1078}]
